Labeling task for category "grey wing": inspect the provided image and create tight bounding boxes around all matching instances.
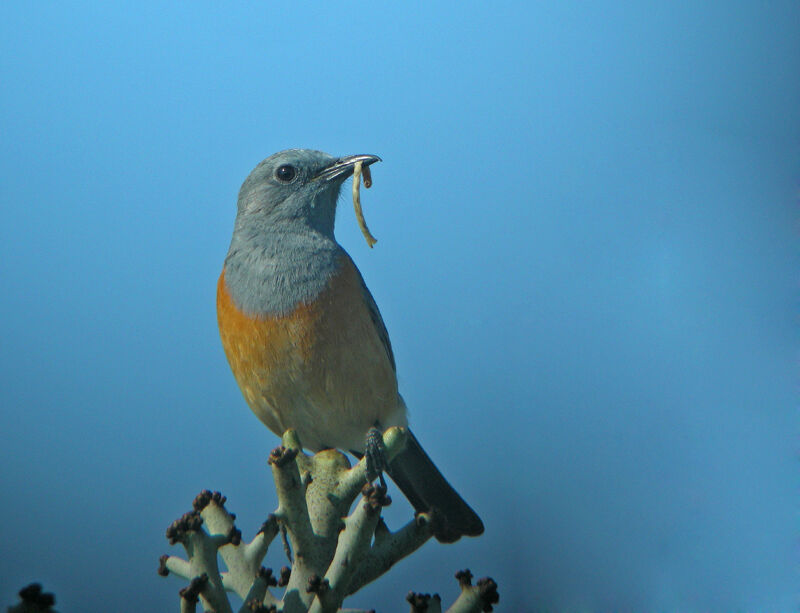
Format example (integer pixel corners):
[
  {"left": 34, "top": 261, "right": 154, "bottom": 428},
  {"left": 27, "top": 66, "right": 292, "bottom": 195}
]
[{"left": 358, "top": 275, "right": 396, "bottom": 372}]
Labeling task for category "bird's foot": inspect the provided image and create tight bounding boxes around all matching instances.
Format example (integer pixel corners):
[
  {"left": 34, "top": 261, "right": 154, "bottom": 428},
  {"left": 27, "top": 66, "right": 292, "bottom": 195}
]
[{"left": 365, "top": 426, "right": 387, "bottom": 490}]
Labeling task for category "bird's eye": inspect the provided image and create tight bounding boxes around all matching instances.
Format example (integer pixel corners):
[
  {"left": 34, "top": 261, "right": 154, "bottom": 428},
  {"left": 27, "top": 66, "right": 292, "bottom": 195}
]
[{"left": 275, "top": 164, "right": 297, "bottom": 183}]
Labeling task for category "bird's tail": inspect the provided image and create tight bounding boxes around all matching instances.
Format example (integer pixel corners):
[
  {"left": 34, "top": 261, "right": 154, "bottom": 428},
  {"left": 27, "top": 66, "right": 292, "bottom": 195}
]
[{"left": 386, "top": 429, "right": 484, "bottom": 543}]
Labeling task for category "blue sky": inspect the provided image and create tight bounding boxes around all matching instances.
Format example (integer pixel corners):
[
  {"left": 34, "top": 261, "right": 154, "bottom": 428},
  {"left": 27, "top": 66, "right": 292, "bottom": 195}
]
[{"left": 1, "top": 3, "right": 797, "bottom": 611}]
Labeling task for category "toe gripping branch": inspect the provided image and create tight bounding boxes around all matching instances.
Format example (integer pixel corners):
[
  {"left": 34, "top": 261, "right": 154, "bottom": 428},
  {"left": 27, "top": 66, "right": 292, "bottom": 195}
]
[{"left": 364, "top": 426, "right": 387, "bottom": 488}]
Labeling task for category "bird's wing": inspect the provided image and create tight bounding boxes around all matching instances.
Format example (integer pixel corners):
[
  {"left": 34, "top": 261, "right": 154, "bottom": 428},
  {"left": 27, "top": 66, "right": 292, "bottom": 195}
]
[{"left": 354, "top": 264, "right": 396, "bottom": 372}]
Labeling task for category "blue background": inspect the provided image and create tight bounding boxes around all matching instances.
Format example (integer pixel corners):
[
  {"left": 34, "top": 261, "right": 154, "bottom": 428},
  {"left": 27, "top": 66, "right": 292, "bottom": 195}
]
[{"left": 1, "top": 3, "right": 797, "bottom": 611}]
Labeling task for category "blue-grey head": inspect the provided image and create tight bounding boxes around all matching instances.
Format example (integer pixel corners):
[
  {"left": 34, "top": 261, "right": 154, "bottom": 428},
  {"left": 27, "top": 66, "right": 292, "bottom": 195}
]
[
  {"left": 235, "top": 149, "right": 381, "bottom": 238},
  {"left": 225, "top": 149, "right": 382, "bottom": 314}
]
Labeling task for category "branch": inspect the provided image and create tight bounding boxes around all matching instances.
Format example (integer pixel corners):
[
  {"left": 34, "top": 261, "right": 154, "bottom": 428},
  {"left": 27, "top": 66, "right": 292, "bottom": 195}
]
[
  {"left": 158, "top": 427, "right": 496, "bottom": 611},
  {"left": 7, "top": 584, "right": 57, "bottom": 613}
]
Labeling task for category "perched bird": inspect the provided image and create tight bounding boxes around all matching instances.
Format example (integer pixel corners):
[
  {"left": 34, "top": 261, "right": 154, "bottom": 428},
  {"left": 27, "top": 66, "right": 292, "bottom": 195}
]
[{"left": 217, "top": 149, "right": 483, "bottom": 542}]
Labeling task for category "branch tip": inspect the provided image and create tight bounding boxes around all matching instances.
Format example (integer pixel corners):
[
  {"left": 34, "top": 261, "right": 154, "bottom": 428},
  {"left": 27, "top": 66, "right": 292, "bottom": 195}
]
[
  {"left": 406, "top": 591, "right": 440, "bottom": 612},
  {"left": 476, "top": 577, "right": 499, "bottom": 611},
  {"left": 268, "top": 445, "right": 298, "bottom": 467},
  {"left": 194, "top": 489, "right": 223, "bottom": 511},
  {"left": 278, "top": 566, "right": 291, "bottom": 587},
  {"left": 166, "top": 510, "right": 203, "bottom": 544},
  {"left": 455, "top": 569, "right": 473, "bottom": 587},
  {"left": 179, "top": 573, "right": 208, "bottom": 603},
  {"left": 157, "top": 554, "right": 170, "bottom": 577},
  {"left": 257, "top": 566, "right": 278, "bottom": 587},
  {"left": 17, "top": 583, "right": 56, "bottom": 608},
  {"left": 258, "top": 514, "right": 278, "bottom": 535},
  {"left": 246, "top": 599, "right": 277, "bottom": 613},
  {"left": 306, "top": 574, "right": 330, "bottom": 595},
  {"left": 227, "top": 525, "right": 242, "bottom": 546},
  {"left": 381, "top": 426, "right": 408, "bottom": 457},
  {"left": 361, "top": 483, "right": 391, "bottom": 512},
  {"left": 280, "top": 428, "right": 303, "bottom": 450}
]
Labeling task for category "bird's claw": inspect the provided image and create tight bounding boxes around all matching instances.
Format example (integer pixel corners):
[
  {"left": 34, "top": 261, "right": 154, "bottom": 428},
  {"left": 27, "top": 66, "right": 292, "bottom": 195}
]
[{"left": 365, "top": 426, "right": 388, "bottom": 489}]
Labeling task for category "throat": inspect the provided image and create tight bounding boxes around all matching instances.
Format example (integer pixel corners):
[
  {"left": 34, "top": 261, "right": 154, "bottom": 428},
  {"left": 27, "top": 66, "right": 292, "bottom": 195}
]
[{"left": 223, "top": 232, "right": 342, "bottom": 316}]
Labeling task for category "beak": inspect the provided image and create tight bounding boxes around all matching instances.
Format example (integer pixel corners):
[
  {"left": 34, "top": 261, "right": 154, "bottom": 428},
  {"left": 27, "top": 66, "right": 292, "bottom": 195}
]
[{"left": 314, "top": 154, "right": 381, "bottom": 182}]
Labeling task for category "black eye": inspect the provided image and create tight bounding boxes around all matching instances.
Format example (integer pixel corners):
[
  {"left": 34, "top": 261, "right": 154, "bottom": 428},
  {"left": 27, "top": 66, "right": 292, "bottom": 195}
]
[{"left": 275, "top": 164, "right": 297, "bottom": 183}]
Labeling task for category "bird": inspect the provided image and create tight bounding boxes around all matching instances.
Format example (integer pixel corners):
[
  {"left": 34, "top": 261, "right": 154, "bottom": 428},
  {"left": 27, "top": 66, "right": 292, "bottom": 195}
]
[{"left": 216, "top": 149, "right": 483, "bottom": 542}]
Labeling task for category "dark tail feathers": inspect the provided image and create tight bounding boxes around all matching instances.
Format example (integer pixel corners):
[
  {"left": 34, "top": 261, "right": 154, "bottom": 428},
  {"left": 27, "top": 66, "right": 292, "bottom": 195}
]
[{"left": 386, "top": 429, "right": 484, "bottom": 543}]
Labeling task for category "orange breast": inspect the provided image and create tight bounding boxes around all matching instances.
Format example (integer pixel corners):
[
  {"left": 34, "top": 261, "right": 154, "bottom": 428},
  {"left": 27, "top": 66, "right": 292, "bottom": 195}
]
[{"left": 216, "top": 259, "right": 404, "bottom": 451}]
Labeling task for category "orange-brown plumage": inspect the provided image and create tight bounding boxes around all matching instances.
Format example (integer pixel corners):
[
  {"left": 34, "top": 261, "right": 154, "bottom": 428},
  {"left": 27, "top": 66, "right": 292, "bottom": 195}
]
[{"left": 217, "top": 257, "right": 405, "bottom": 452}]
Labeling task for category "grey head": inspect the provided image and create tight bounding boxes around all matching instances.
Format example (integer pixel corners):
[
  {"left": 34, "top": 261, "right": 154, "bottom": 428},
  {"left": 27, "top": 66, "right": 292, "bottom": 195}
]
[
  {"left": 235, "top": 149, "right": 381, "bottom": 237},
  {"left": 224, "top": 149, "right": 381, "bottom": 315}
]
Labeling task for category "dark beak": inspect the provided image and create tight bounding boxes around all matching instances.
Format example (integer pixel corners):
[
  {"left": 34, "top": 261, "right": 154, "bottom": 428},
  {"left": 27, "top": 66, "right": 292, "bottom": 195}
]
[{"left": 314, "top": 154, "right": 381, "bottom": 182}]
